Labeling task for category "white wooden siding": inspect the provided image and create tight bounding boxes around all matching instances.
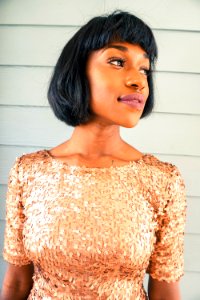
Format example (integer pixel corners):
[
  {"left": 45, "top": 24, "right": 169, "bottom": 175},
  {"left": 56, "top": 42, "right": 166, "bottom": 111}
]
[
  {"left": 1, "top": 27, "right": 200, "bottom": 72},
  {"left": 0, "top": 1, "right": 200, "bottom": 299},
  {"left": 1, "top": 68, "right": 200, "bottom": 115},
  {"left": 0, "top": 0, "right": 199, "bottom": 31},
  {"left": 1, "top": 107, "right": 200, "bottom": 155}
]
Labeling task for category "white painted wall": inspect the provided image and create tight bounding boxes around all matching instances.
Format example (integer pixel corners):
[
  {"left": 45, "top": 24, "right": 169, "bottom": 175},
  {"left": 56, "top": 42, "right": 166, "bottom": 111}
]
[{"left": 0, "top": 1, "right": 200, "bottom": 298}]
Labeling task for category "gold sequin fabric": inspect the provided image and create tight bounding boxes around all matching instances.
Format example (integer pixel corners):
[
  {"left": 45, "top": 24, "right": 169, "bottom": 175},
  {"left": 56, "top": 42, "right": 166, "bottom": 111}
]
[{"left": 3, "top": 150, "right": 187, "bottom": 299}]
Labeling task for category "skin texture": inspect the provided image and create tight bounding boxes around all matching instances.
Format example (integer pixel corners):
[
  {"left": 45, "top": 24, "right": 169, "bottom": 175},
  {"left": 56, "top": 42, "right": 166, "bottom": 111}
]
[
  {"left": 148, "top": 276, "right": 181, "bottom": 300},
  {"left": 1, "top": 263, "right": 34, "bottom": 300},
  {"left": 49, "top": 42, "right": 151, "bottom": 166},
  {"left": 86, "top": 43, "right": 149, "bottom": 129},
  {"left": 1, "top": 42, "right": 181, "bottom": 299}
]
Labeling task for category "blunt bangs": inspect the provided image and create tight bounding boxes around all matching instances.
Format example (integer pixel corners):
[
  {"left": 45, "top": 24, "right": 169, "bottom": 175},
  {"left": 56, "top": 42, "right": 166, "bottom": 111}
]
[
  {"left": 82, "top": 12, "right": 157, "bottom": 66},
  {"left": 47, "top": 10, "right": 158, "bottom": 127}
]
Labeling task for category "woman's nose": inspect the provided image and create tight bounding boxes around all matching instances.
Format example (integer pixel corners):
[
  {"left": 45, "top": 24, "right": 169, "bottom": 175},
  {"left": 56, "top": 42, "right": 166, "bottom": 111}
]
[{"left": 124, "top": 70, "right": 145, "bottom": 90}]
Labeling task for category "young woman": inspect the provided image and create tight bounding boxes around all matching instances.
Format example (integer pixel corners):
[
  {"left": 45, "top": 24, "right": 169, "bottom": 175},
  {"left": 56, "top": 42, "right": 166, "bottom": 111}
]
[{"left": 1, "top": 11, "right": 186, "bottom": 300}]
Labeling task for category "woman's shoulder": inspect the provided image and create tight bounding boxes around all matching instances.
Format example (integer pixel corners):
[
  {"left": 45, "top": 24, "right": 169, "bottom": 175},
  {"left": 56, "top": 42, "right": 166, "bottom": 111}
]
[
  {"left": 142, "top": 154, "right": 186, "bottom": 211},
  {"left": 122, "top": 145, "right": 178, "bottom": 175},
  {"left": 12, "top": 150, "right": 50, "bottom": 177},
  {"left": 8, "top": 150, "right": 50, "bottom": 184},
  {"left": 16, "top": 149, "right": 49, "bottom": 165},
  {"left": 142, "top": 153, "right": 180, "bottom": 175},
  {"left": 142, "top": 153, "right": 185, "bottom": 192}
]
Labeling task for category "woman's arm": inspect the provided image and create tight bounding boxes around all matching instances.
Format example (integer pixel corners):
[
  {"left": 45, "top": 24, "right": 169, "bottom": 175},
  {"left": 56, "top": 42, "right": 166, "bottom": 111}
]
[
  {"left": 1, "top": 263, "right": 34, "bottom": 300},
  {"left": 148, "top": 275, "right": 181, "bottom": 300}
]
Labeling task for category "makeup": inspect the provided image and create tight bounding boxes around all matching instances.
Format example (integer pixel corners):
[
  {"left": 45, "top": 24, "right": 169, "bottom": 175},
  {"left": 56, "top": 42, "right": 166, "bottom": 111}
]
[{"left": 118, "top": 93, "right": 145, "bottom": 110}]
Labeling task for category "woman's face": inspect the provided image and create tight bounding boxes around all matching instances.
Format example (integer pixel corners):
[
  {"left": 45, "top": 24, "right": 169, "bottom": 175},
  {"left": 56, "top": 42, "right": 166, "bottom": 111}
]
[{"left": 86, "top": 42, "right": 150, "bottom": 128}]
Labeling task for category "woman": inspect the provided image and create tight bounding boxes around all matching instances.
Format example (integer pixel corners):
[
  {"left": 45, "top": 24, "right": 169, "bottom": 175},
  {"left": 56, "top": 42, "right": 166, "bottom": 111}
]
[{"left": 1, "top": 11, "right": 186, "bottom": 300}]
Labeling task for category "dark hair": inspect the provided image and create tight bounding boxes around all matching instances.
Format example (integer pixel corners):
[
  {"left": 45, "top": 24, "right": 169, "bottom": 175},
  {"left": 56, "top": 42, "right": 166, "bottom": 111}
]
[{"left": 47, "top": 10, "right": 158, "bottom": 127}]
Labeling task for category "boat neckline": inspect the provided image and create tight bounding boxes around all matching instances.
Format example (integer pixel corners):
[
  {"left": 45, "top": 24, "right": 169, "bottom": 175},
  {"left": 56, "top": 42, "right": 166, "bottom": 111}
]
[{"left": 44, "top": 149, "right": 152, "bottom": 170}]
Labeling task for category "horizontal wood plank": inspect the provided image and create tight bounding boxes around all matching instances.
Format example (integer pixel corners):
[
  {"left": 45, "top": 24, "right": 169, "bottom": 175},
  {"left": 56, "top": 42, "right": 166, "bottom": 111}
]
[
  {"left": 0, "top": 0, "right": 105, "bottom": 26},
  {"left": 185, "top": 197, "right": 200, "bottom": 234},
  {"left": 0, "top": 185, "right": 6, "bottom": 220},
  {"left": 0, "top": 0, "right": 200, "bottom": 31},
  {"left": 185, "top": 234, "right": 200, "bottom": 272},
  {"left": 179, "top": 271, "right": 200, "bottom": 300},
  {"left": 154, "top": 72, "right": 200, "bottom": 115},
  {"left": 1, "top": 107, "right": 200, "bottom": 156},
  {"left": 0, "top": 66, "right": 52, "bottom": 107},
  {"left": 0, "top": 256, "right": 7, "bottom": 290},
  {"left": 105, "top": 0, "right": 200, "bottom": 31},
  {"left": 121, "top": 113, "right": 200, "bottom": 157},
  {"left": 0, "top": 106, "right": 73, "bottom": 148},
  {"left": 0, "top": 26, "right": 77, "bottom": 66},
  {"left": 0, "top": 66, "right": 199, "bottom": 115},
  {"left": 0, "top": 220, "right": 5, "bottom": 258},
  {"left": 153, "top": 30, "right": 200, "bottom": 73},
  {"left": 0, "top": 26, "right": 200, "bottom": 73}
]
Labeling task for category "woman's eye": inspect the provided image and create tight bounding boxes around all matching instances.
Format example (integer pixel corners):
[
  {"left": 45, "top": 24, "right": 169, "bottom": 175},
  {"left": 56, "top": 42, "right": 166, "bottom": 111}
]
[
  {"left": 140, "top": 68, "right": 151, "bottom": 76},
  {"left": 108, "top": 58, "right": 125, "bottom": 67}
]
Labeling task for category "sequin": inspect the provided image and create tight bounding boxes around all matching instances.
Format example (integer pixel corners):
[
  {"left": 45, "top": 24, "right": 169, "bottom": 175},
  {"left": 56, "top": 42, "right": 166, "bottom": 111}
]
[{"left": 3, "top": 150, "right": 187, "bottom": 299}]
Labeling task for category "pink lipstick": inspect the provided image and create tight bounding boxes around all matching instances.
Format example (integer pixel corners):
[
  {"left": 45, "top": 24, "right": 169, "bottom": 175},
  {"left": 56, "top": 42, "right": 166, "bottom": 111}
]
[{"left": 118, "top": 93, "right": 145, "bottom": 110}]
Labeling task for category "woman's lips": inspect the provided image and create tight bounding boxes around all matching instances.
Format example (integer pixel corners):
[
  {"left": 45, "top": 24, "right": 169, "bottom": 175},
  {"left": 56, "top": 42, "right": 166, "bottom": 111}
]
[{"left": 118, "top": 93, "right": 145, "bottom": 110}]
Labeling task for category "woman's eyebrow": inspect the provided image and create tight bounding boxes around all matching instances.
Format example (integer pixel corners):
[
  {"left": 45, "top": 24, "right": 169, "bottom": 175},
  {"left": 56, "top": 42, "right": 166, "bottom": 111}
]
[
  {"left": 103, "top": 44, "right": 149, "bottom": 59},
  {"left": 104, "top": 44, "right": 128, "bottom": 52}
]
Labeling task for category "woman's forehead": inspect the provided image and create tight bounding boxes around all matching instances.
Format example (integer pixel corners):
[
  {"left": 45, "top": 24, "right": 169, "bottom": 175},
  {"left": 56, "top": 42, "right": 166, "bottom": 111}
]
[{"left": 102, "top": 42, "right": 149, "bottom": 58}]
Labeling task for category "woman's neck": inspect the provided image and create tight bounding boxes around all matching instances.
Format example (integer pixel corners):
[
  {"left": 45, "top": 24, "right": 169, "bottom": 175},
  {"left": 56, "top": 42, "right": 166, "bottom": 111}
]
[{"left": 67, "top": 122, "right": 123, "bottom": 158}]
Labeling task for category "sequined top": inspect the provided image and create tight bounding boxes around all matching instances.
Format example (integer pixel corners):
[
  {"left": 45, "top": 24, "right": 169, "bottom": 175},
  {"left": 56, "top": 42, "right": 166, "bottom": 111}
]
[{"left": 3, "top": 150, "right": 186, "bottom": 300}]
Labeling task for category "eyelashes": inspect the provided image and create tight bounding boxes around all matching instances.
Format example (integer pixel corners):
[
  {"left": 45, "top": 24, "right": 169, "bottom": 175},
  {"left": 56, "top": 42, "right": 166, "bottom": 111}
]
[
  {"left": 141, "top": 68, "right": 151, "bottom": 76},
  {"left": 107, "top": 56, "right": 151, "bottom": 76},
  {"left": 108, "top": 57, "right": 126, "bottom": 67}
]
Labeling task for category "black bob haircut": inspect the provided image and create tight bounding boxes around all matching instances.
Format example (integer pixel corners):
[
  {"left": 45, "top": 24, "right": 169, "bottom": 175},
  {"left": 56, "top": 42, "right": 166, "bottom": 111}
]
[{"left": 47, "top": 10, "right": 158, "bottom": 127}]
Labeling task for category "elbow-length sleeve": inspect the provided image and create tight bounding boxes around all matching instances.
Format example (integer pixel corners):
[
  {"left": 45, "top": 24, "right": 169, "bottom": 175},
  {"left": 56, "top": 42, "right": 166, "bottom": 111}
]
[
  {"left": 147, "top": 165, "right": 187, "bottom": 282},
  {"left": 3, "top": 156, "right": 31, "bottom": 266}
]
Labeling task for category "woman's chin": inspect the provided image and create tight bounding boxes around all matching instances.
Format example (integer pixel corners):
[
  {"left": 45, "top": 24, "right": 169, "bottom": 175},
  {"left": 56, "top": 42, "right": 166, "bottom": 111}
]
[{"left": 121, "top": 118, "right": 140, "bottom": 128}]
